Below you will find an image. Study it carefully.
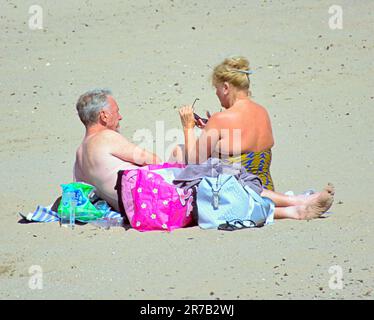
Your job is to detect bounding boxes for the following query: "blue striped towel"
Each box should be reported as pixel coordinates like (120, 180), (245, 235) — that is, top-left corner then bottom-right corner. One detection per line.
(19, 205), (122, 223)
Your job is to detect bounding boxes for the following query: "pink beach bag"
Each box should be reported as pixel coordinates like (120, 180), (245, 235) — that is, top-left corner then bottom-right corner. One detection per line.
(121, 163), (194, 231)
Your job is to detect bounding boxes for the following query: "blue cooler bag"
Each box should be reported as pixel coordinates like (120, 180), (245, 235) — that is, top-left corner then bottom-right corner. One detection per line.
(197, 174), (274, 229)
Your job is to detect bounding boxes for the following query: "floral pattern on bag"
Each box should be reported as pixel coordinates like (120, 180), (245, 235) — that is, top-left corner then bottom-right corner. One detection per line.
(121, 163), (194, 232)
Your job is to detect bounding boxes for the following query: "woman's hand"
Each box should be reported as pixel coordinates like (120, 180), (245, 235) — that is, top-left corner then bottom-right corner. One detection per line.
(179, 105), (195, 129)
(196, 111), (212, 129)
(196, 118), (206, 129)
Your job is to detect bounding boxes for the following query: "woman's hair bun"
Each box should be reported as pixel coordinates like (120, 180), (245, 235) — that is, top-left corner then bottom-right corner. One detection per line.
(212, 56), (251, 92)
(224, 56), (249, 71)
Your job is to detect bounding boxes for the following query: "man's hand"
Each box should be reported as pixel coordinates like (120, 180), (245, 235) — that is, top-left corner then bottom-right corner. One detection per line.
(152, 154), (163, 165)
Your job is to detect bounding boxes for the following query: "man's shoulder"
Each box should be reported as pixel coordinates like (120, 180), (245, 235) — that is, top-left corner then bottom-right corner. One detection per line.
(86, 130), (129, 150)
(95, 129), (127, 141)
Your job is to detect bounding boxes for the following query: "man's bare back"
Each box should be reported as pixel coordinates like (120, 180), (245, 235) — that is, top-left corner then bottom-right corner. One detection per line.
(74, 130), (140, 211)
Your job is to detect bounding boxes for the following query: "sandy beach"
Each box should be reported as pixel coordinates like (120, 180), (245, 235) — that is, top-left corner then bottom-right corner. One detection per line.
(0, 0), (373, 300)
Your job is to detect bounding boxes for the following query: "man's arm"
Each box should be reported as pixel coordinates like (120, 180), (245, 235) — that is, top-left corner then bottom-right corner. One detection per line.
(105, 131), (161, 165)
(73, 154), (84, 182)
(73, 162), (78, 182)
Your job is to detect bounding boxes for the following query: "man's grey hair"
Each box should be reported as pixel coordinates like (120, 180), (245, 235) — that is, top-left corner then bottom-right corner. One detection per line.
(76, 89), (113, 127)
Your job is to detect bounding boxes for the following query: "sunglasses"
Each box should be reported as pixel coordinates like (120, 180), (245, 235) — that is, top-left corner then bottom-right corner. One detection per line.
(191, 98), (209, 124)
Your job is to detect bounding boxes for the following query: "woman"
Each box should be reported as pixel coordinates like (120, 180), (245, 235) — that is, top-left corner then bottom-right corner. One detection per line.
(171, 56), (334, 220)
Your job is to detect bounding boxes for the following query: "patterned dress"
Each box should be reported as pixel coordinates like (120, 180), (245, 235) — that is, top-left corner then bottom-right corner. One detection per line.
(223, 149), (275, 191)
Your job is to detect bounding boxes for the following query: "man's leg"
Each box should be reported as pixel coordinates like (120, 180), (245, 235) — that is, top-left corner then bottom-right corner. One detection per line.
(168, 144), (185, 164)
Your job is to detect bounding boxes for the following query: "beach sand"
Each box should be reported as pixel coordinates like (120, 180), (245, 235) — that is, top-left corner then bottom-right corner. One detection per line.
(0, 0), (373, 299)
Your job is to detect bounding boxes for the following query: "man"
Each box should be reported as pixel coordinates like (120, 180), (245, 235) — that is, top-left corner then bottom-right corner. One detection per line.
(74, 89), (161, 211)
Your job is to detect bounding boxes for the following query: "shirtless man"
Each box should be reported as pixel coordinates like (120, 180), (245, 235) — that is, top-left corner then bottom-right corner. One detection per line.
(74, 89), (161, 211)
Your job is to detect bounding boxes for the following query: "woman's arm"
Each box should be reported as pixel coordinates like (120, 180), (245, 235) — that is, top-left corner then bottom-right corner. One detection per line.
(179, 105), (221, 164)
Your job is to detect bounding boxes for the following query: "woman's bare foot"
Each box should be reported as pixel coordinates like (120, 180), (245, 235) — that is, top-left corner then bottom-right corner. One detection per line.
(296, 184), (335, 220)
(325, 182), (335, 196)
(292, 183), (335, 205)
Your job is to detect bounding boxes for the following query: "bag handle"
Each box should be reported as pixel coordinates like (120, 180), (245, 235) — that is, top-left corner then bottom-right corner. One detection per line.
(212, 174), (238, 209)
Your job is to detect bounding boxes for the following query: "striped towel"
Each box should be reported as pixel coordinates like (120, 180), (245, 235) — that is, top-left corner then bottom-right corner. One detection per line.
(19, 205), (122, 223)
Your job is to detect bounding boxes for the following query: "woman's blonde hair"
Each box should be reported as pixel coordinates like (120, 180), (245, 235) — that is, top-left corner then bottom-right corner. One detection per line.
(212, 56), (251, 92)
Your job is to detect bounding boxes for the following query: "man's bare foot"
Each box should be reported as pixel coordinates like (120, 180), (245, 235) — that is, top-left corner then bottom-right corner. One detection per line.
(296, 184), (335, 220)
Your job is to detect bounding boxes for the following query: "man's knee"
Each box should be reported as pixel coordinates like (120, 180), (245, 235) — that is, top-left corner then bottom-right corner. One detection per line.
(168, 144), (185, 164)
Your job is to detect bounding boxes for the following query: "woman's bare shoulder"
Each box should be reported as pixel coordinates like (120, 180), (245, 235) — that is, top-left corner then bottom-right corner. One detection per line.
(205, 110), (236, 128)
(247, 99), (269, 113)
